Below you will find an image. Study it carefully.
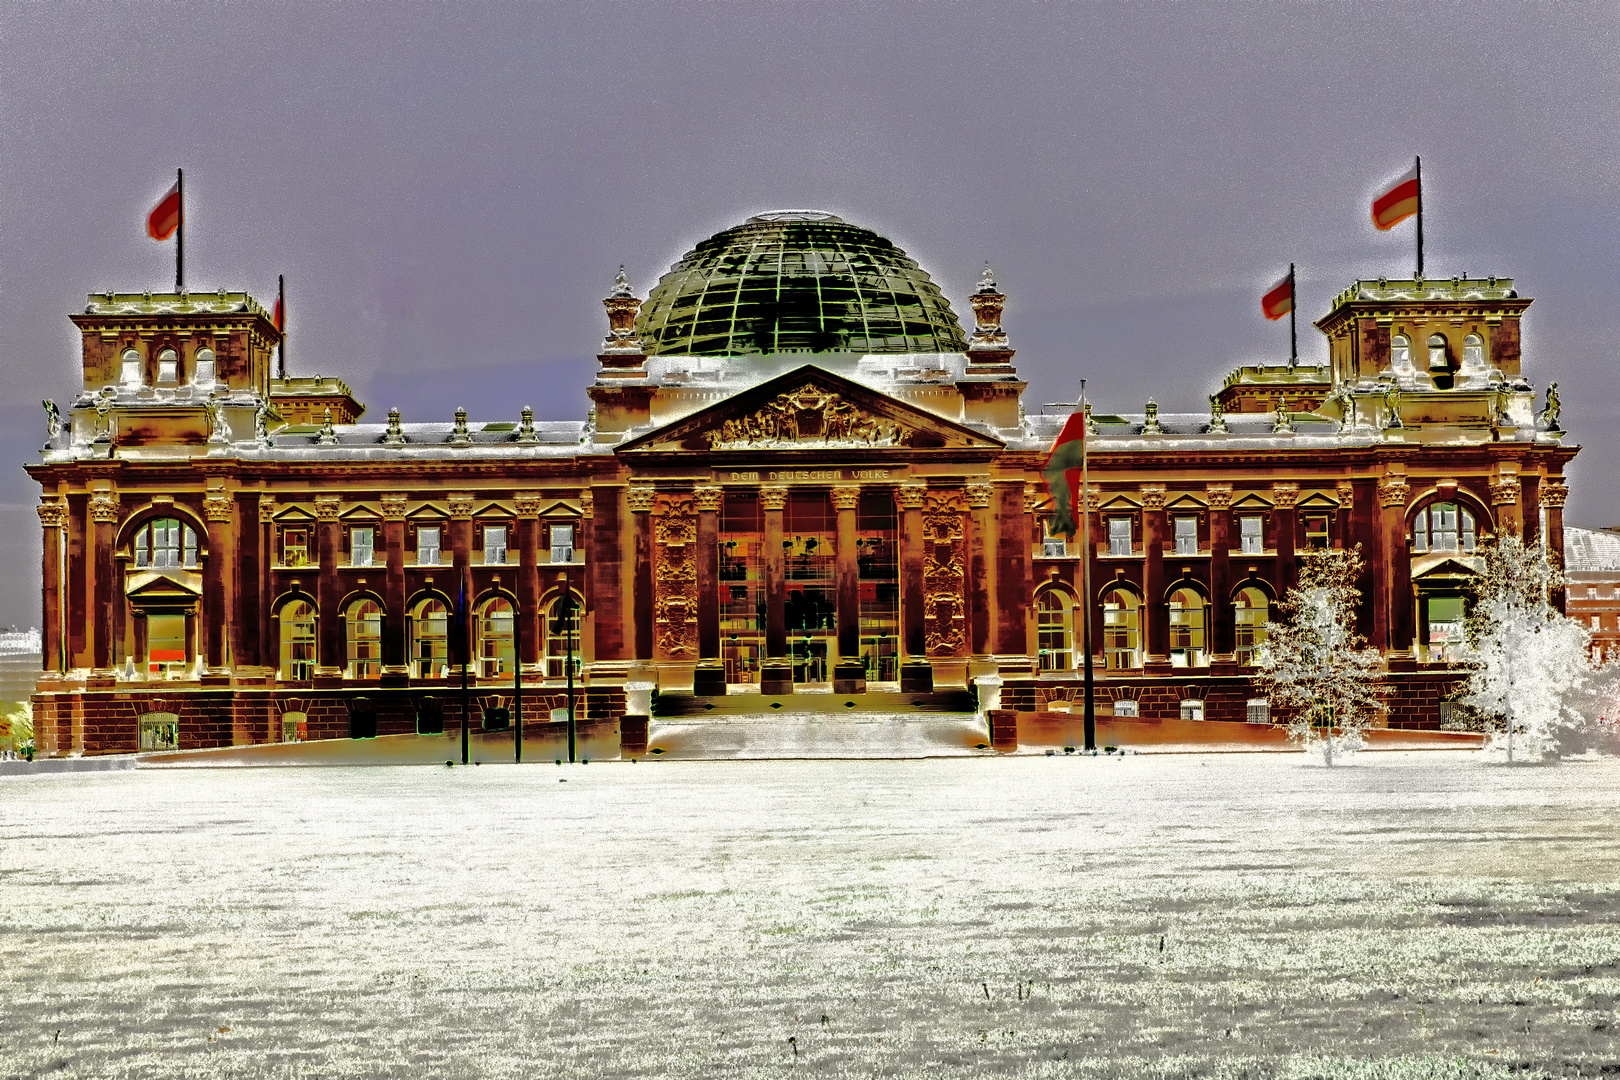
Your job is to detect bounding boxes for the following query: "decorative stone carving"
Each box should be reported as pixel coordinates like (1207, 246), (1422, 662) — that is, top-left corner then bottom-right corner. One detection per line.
(830, 486), (861, 512)
(381, 493), (409, 521)
(258, 495), (276, 523)
(967, 264), (1008, 349)
(513, 491), (542, 519)
(1022, 485), (1039, 514)
(1205, 484), (1233, 511)
(602, 267), (644, 354)
(706, 384), (912, 449)
(449, 406), (471, 447)
(1274, 400), (1293, 434)
(579, 489), (594, 517)
(896, 484), (927, 511)
(42, 400), (60, 443)
(693, 486), (724, 513)
(384, 408), (405, 447)
(89, 491), (119, 524)
(922, 492), (967, 657)
(517, 405), (538, 446)
(965, 483), (993, 509)
(1489, 480), (1519, 506)
(759, 486), (787, 512)
(1207, 395), (1227, 434)
(315, 496), (342, 521)
(36, 500), (67, 528)
(1335, 481), (1355, 507)
(317, 407), (338, 446)
(1271, 483), (1300, 510)
(653, 495), (698, 658)
(1140, 485), (1166, 511)
(203, 494), (233, 522)
(1378, 477), (1410, 509)
(447, 493), (474, 520)
(1539, 479), (1568, 508)
(627, 485), (657, 513)
(1143, 399), (1162, 435)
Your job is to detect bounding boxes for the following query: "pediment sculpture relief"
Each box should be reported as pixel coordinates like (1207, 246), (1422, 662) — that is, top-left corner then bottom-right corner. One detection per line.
(706, 384), (914, 449)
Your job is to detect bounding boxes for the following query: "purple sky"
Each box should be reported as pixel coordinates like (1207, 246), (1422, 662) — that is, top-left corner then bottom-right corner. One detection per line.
(2, 1), (1616, 629)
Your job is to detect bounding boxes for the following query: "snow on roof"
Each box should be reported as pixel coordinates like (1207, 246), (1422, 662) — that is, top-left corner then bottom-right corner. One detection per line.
(1565, 527), (1620, 572)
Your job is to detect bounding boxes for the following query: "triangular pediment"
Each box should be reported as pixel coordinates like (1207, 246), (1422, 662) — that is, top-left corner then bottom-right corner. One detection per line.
(126, 570), (202, 602)
(1413, 555), (1483, 580)
(1232, 493), (1273, 510)
(616, 366), (1004, 454)
(1298, 493), (1339, 510)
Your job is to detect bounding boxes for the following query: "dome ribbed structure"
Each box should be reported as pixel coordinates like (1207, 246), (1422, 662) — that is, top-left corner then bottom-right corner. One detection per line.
(636, 211), (967, 356)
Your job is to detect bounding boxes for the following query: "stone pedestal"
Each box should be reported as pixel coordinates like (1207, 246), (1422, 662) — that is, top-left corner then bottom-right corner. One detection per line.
(832, 661), (866, 695)
(760, 662), (793, 696)
(899, 661), (933, 693)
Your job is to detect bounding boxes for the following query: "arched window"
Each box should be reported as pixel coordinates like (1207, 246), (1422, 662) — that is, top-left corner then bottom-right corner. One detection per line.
(157, 348), (178, 384)
(409, 597), (449, 679)
(1462, 333), (1484, 371)
(345, 599), (383, 679)
(1168, 586), (1207, 667)
(1036, 589), (1075, 672)
(1234, 586), (1270, 666)
(280, 710), (307, 743)
(1102, 587), (1140, 670)
(1413, 501), (1477, 553)
(278, 599), (316, 681)
(120, 348), (143, 388)
(193, 348), (216, 388)
(1427, 334), (1450, 371)
(133, 517), (199, 569)
(545, 593), (581, 679)
(478, 597), (515, 678)
(1390, 335), (1411, 369)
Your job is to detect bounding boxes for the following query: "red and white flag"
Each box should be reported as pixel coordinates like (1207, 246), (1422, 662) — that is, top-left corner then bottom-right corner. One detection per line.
(1261, 270), (1294, 321)
(1372, 164), (1420, 231)
(147, 179), (181, 241)
(1042, 409), (1088, 537)
(273, 295), (284, 330)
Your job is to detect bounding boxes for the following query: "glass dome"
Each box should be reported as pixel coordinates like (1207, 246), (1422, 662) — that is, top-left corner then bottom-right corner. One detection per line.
(636, 211), (968, 356)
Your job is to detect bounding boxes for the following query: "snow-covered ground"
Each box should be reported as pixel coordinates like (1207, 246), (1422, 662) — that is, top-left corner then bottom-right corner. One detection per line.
(4, 752), (1619, 1079)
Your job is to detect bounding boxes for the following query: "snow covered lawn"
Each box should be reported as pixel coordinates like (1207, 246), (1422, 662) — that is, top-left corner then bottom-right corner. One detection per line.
(4, 752), (1620, 1078)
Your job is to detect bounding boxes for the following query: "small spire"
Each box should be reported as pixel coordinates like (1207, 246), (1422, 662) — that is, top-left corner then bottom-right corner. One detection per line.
(384, 406), (405, 447)
(449, 405), (471, 446)
(976, 262), (998, 294)
(317, 407), (338, 445)
(610, 265), (635, 299)
(517, 405), (538, 446)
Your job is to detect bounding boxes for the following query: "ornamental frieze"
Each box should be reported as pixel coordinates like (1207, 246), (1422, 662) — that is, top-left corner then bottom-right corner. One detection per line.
(705, 384), (914, 449)
(922, 492), (966, 657)
(653, 495), (698, 658)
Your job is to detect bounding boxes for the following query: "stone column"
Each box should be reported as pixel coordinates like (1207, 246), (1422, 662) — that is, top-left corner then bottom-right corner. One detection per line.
(259, 496), (275, 673)
(897, 483), (931, 692)
(693, 486), (726, 695)
(448, 493), (475, 678)
(922, 490), (968, 688)
(625, 484), (657, 666)
(315, 495), (343, 680)
(760, 485), (791, 694)
(1520, 475), (1542, 547)
(1335, 481), (1354, 552)
(89, 487), (118, 678)
(37, 500), (65, 673)
(1206, 484), (1234, 661)
(831, 485), (865, 693)
(652, 493), (699, 672)
(382, 493), (409, 682)
(1272, 483), (1299, 597)
(1542, 478), (1569, 613)
(577, 489), (596, 667)
(1378, 475), (1412, 658)
(1141, 485), (1168, 670)
(203, 485), (235, 677)
(992, 482), (1032, 670)
(1491, 475), (1523, 539)
(966, 482), (995, 662)
(514, 491), (542, 674)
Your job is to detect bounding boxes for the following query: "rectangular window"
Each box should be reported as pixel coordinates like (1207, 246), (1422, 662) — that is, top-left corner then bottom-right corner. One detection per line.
(1240, 516), (1264, 554)
(549, 524), (574, 563)
(483, 526), (508, 566)
(1174, 516), (1198, 555)
(1303, 515), (1330, 550)
(1247, 698), (1270, 724)
(350, 527), (374, 568)
(147, 613), (186, 676)
(1042, 519), (1067, 558)
(1108, 517), (1133, 556)
(417, 526), (440, 566)
(1180, 699), (1205, 722)
(139, 712), (178, 751)
(283, 527), (309, 567)
(1113, 699), (1139, 718)
(1594, 616), (1603, 631)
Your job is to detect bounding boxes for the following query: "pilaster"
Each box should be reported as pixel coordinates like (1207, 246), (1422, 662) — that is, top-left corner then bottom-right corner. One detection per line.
(831, 485), (865, 693)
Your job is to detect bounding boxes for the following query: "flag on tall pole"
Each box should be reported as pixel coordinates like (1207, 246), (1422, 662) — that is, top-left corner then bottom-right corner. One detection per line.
(1372, 158), (1423, 276)
(1263, 264), (1299, 365)
(1042, 406), (1087, 538)
(275, 275), (286, 378)
(146, 170), (184, 290)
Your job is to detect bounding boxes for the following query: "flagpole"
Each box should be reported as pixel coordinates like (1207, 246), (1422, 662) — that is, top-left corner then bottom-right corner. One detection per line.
(461, 581), (470, 765)
(1288, 263), (1297, 367)
(278, 274), (287, 378)
(1414, 156), (1423, 278)
(175, 168), (184, 292)
(1079, 379), (1096, 753)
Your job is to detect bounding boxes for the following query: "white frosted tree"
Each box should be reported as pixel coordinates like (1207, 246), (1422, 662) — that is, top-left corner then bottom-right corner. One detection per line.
(1459, 534), (1594, 761)
(1255, 546), (1384, 765)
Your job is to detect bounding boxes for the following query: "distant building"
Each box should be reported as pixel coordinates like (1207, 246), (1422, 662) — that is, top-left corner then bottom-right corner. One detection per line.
(24, 212), (1578, 754)
(1565, 527), (1620, 663)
